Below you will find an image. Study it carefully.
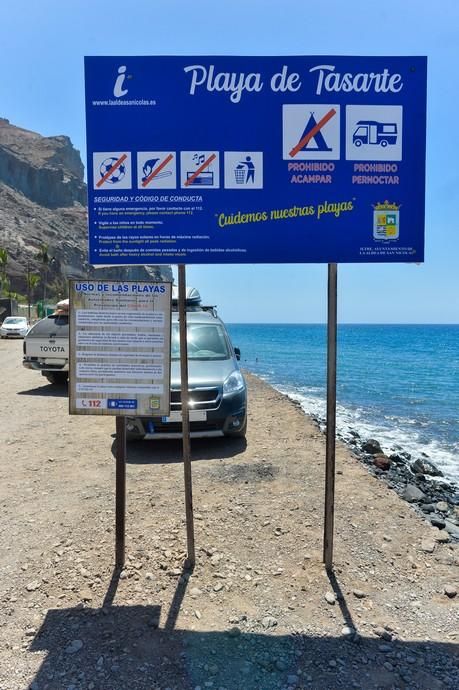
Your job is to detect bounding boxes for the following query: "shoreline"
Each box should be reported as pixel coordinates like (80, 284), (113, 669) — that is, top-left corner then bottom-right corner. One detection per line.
(251, 372), (459, 486)
(229, 322), (459, 486)
(251, 372), (459, 543)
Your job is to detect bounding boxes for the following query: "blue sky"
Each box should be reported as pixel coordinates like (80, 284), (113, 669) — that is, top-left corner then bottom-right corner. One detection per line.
(1, 1), (458, 323)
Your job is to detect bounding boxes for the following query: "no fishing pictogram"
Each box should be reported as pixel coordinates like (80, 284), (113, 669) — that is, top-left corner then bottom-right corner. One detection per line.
(141, 154), (174, 187)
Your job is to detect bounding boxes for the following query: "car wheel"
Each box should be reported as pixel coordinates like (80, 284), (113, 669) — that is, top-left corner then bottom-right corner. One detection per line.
(45, 372), (68, 385)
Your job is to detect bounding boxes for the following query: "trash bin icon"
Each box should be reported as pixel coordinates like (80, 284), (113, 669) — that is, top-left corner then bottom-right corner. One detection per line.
(235, 167), (246, 184)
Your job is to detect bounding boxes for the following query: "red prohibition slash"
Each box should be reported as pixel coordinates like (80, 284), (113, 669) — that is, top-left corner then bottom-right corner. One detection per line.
(289, 108), (337, 158)
(142, 153), (174, 187)
(185, 153), (216, 187)
(96, 154), (128, 187)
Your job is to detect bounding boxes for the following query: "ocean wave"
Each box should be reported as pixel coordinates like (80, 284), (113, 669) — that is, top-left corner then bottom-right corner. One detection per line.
(272, 382), (459, 484)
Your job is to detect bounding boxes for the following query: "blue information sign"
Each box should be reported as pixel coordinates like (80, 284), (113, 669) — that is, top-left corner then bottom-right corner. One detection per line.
(84, 56), (426, 264)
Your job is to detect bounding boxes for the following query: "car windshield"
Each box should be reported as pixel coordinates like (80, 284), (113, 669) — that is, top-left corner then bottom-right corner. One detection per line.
(171, 323), (230, 360)
(4, 317), (26, 325)
(28, 314), (69, 336)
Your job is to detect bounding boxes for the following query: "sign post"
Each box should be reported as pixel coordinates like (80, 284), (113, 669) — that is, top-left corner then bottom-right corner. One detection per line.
(323, 263), (338, 570)
(69, 280), (172, 566)
(84, 55), (427, 571)
(178, 265), (195, 567)
(115, 415), (127, 569)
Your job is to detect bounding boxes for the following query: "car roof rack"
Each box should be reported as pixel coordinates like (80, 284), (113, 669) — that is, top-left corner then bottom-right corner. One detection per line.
(52, 298), (69, 315)
(171, 286), (218, 316)
(171, 286), (201, 305)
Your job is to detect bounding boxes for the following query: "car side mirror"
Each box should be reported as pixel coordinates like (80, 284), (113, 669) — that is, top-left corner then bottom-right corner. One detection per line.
(234, 347), (241, 361)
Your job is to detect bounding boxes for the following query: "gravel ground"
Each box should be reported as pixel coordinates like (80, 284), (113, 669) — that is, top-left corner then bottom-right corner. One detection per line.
(0, 338), (458, 690)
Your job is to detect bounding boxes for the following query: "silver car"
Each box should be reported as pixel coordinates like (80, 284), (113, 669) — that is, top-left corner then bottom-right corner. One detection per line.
(127, 304), (247, 440)
(0, 316), (29, 338)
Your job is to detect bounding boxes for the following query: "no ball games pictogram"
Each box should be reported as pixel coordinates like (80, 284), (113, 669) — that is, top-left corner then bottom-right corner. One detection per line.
(96, 153), (128, 187)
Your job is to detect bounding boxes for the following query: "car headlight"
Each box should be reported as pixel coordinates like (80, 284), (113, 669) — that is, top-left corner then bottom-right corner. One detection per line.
(223, 370), (245, 395)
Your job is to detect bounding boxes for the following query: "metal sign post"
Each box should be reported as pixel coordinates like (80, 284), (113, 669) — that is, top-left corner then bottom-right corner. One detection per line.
(69, 280), (172, 569)
(115, 415), (127, 569)
(323, 263), (338, 571)
(178, 264), (195, 567)
(83, 55), (427, 575)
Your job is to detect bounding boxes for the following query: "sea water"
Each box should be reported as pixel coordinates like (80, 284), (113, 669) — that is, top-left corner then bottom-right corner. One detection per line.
(227, 324), (459, 484)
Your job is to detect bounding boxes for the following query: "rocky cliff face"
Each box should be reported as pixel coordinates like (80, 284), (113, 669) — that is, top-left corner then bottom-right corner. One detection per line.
(0, 118), (86, 209)
(0, 118), (172, 297)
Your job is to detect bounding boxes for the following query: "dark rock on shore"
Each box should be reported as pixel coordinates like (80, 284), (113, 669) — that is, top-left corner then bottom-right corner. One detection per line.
(430, 515), (446, 529)
(347, 434), (459, 542)
(411, 458), (444, 477)
(373, 454), (392, 471)
(390, 454), (406, 466)
(444, 520), (459, 539)
(362, 439), (383, 455)
(403, 484), (426, 503)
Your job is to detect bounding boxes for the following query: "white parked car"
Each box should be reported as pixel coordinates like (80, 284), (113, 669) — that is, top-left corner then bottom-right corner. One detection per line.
(22, 303), (69, 384)
(0, 316), (29, 338)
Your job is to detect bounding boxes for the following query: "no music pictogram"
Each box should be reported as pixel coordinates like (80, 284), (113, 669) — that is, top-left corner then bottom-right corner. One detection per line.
(185, 153), (216, 187)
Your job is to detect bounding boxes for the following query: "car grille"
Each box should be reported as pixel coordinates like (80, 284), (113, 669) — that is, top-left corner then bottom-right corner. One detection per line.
(170, 387), (221, 411)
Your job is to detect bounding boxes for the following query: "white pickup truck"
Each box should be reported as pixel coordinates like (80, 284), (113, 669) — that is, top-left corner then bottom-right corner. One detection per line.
(22, 300), (69, 384)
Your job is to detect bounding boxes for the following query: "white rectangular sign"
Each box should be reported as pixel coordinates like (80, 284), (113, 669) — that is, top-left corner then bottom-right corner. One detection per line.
(69, 280), (172, 416)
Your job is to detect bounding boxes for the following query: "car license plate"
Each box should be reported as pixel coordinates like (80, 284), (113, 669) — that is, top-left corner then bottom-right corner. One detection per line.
(162, 410), (207, 423)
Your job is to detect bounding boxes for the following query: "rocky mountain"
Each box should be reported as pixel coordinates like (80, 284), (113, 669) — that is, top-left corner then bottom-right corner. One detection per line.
(0, 117), (172, 298)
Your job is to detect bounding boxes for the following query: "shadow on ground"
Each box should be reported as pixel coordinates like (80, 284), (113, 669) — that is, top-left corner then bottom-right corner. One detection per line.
(112, 436), (247, 464)
(27, 569), (458, 690)
(17, 382), (68, 398)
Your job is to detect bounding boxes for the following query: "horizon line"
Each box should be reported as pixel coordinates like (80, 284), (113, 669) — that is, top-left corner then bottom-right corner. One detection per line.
(226, 322), (459, 326)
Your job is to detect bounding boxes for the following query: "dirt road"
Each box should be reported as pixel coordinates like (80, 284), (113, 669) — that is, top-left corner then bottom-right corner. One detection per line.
(0, 338), (458, 690)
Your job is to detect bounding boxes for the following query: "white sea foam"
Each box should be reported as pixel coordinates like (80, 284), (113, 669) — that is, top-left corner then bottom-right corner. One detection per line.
(272, 383), (459, 485)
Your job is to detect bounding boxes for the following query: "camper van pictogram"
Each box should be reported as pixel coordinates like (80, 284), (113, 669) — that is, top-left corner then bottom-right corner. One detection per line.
(353, 121), (398, 148)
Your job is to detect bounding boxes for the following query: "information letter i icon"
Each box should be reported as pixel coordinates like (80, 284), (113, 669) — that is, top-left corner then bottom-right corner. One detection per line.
(114, 66), (128, 98)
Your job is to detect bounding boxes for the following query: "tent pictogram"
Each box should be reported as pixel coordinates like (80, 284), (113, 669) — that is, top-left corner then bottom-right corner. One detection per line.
(283, 105), (340, 161)
(297, 112), (333, 152)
